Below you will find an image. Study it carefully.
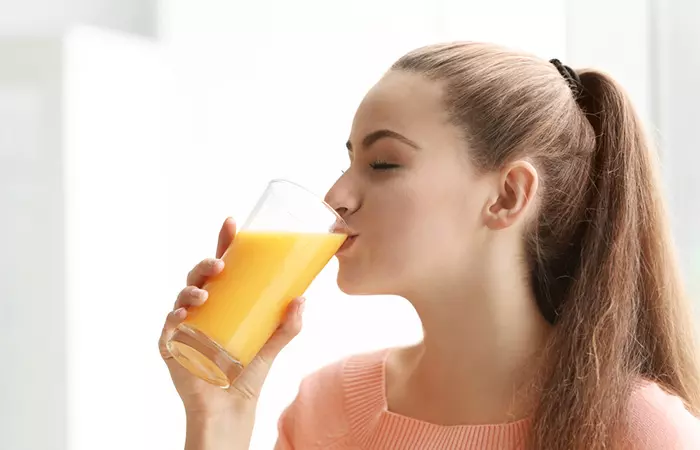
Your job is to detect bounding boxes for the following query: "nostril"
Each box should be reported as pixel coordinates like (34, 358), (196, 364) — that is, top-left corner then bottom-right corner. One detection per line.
(335, 207), (348, 217)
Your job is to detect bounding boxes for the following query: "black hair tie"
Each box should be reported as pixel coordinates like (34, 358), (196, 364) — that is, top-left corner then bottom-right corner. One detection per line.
(549, 58), (583, 96)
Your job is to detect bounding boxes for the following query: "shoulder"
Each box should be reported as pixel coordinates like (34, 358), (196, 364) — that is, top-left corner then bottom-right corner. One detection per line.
(276, 348), (389, 447)
(294, 347), (389, 405)
(624, 380), (700, 449)
(294, 354), (349, 410)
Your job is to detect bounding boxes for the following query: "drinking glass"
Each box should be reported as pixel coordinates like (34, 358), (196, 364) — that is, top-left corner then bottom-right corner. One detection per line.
(167, 179), (347, 388)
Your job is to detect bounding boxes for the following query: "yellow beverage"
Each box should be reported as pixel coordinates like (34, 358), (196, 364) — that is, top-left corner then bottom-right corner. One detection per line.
(183, 230), (346, 367)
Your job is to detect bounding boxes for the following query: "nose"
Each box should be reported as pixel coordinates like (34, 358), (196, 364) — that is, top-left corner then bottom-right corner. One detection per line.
(324, 175), (359, 222)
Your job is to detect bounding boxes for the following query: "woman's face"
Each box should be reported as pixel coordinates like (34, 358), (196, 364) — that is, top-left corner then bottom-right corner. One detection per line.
(325, 70), (497, 297)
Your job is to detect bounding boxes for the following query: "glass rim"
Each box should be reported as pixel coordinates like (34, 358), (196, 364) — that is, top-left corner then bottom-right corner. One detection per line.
(267, 178), (348, 230)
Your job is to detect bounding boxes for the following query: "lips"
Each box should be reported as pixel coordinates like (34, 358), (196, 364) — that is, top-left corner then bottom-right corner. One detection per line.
(337, 234), (358, 254)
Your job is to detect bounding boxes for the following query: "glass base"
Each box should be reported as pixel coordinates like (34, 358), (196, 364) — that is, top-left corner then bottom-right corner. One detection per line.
(167, 324), (243, 389)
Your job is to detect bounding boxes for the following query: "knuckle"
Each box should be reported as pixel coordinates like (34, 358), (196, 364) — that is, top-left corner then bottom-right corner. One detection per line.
(177, 285), (193, 298)
(186, 268), (196, 284)
(203, 258), (218, 269)
(186, 259), (216, 285)
(158, 332), (169, 355)
(164, 313), (176, 327)
(183, 285), (198, 295)
(173, 289), (188, 308)
(282, 318), (302, 335)
(165, 308), (183, 326)
(159, 341), (172, 360)
(182, 286), (207, 304)
(181, 287), (201, 303)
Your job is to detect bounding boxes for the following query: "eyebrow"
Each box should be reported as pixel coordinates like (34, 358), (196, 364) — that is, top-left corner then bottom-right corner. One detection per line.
(345, 129), (421, 152)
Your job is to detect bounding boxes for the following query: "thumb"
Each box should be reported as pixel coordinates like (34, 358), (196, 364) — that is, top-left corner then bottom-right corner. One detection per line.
(216, 217), (237, 259)
(228, 297), (305, 400)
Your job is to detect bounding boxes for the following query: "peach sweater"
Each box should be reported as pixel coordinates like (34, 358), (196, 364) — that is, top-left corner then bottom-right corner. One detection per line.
(275, 349), (700, 449)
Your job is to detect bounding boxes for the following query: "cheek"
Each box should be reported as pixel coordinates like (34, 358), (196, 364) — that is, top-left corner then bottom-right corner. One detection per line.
(338, 185), (418, 287)
(352, 194), (414, 274)
(367, 183), (472, 262)
(338, 172), (485, 293)
(368, 185), (421, 242)
(400, 180), (484, 265)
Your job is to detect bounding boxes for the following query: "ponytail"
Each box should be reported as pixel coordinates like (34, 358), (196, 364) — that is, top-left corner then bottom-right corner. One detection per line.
(532, 69), (700, 449)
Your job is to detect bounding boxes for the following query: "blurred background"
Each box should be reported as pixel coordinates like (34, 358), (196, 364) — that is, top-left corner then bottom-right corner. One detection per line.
(0, 0), (698, 449)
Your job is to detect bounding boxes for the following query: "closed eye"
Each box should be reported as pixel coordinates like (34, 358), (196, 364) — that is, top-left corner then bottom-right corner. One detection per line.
(370, 161), (400, 170)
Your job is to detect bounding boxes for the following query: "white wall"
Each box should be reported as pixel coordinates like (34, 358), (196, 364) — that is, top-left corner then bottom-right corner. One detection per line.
(566, 0), (653, 126)
(654, 0), (700, 301)
(0, 0), (156, 36)
(0, 37), (67, 450)
(63, 28), (180, 450)
(0, 28), (178, 450)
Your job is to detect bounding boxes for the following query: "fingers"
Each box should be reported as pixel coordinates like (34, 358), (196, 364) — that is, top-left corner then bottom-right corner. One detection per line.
(229, 298), (306, 399)
(186, 258), (224, 287)
(185, 217), (235, 287)
(159, 307), (187, 361)
(161, 218), (234, 367)
(257, 297), (305, 363)
(173, 285), (209, 310)
(216, 217), (237, 259)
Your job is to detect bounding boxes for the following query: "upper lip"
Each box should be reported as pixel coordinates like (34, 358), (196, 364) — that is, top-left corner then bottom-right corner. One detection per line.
(332, 222), (358, 237)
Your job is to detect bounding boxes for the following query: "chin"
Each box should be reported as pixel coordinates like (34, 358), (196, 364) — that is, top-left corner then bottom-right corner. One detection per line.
(336, 266), (397, 296)
(337, 280), (374, 296)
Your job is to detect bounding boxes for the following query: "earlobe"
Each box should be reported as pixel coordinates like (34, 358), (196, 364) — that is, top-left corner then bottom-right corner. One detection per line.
(485, 161), (538, 230)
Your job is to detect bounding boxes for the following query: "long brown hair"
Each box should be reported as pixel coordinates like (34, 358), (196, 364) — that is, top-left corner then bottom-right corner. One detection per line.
(393, 42), (700, 449)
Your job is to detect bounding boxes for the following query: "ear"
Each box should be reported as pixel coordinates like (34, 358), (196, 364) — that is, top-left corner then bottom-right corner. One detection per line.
(484, 160), (539, 230)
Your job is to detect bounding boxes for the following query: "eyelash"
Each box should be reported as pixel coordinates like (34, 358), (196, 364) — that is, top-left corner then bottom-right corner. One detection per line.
(341, 160), (400, 175)
(369, 160), (400, 170)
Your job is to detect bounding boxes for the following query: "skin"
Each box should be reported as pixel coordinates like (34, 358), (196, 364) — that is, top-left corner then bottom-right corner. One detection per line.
(161, 70), (553, 448)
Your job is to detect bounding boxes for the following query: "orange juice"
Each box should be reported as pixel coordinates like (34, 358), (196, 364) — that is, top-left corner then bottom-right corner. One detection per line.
(183, 230), (346, 366)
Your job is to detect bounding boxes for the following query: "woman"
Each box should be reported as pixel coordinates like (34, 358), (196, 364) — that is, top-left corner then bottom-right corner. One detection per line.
(159, 42), (700, 449)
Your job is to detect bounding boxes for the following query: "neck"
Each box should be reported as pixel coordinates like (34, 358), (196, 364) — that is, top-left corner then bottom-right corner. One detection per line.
(390, 261), (551, 425)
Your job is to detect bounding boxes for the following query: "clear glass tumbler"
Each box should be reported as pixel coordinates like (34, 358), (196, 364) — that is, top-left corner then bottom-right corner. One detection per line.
(167, 179), (347, 388)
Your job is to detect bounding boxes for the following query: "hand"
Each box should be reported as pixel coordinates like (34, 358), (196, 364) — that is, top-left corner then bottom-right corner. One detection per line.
(159, 217), (305, 417)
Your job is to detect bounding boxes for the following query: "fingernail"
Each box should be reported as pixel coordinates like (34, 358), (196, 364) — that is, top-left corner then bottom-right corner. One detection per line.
(211, 259), (223, 270)
(194, 289), (208, 300)
(173, 307), (186, 318)
(298, 298), (306, 316)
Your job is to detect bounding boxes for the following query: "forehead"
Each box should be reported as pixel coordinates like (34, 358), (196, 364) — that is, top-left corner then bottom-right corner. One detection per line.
(351, 70), (453, 141)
